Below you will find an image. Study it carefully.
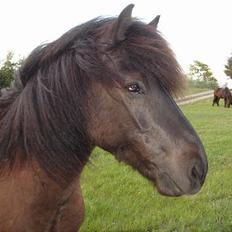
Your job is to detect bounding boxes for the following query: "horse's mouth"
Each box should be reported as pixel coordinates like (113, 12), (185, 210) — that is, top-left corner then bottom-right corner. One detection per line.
(115, 146), (185, 196)
(147, 163), (184, 197)
(154, 171), (184, 196)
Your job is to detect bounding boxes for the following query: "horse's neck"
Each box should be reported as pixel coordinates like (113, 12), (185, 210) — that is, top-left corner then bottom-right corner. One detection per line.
(0, 160), (85, 231)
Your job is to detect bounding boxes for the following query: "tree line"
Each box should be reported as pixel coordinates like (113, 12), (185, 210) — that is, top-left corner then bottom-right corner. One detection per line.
(187, 60), (218, 89)
(1, 51), (232, 90)
(0, 52), (23, 89)
(183, 55), (232, 90)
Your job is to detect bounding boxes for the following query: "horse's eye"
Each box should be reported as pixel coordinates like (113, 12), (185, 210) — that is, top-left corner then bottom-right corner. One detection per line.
(127, 83), (143, 94)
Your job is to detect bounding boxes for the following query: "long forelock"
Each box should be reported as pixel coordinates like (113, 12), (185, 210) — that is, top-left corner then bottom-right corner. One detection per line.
(120, 22), (185, 97)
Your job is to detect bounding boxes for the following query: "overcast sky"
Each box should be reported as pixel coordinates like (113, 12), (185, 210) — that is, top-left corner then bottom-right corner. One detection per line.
(1, 0), (232, 85)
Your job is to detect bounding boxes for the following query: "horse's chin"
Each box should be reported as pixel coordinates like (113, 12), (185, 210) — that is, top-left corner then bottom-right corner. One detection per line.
(153, 172), (183, 197)
(135, 162), (184, 197)
(155, 186), (182, 197)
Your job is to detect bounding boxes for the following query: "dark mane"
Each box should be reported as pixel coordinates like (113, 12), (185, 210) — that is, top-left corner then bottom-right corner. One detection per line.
(19, 18), (113, 85)
(0, 17), (184, 184)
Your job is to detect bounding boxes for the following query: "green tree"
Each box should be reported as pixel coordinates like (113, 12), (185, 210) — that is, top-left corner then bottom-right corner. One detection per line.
(224, 56), (232, 79)
(187, 60), (218, 89)
(0, 52), (23, 89)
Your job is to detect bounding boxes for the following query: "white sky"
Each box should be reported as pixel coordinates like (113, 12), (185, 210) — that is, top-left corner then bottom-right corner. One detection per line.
(1, 0), (232, 86)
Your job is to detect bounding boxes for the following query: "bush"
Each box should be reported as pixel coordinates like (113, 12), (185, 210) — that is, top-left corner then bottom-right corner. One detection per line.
(187, 78), (218, 90)
(0, 52), (23, 89)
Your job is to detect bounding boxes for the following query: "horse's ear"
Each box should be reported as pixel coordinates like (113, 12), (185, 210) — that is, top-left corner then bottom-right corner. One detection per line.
(148, 15), (160, 30)
(114, 4), (134, 43)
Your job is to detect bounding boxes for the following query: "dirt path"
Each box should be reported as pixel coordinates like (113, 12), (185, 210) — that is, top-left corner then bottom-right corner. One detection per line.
(176, 90), (213, 106)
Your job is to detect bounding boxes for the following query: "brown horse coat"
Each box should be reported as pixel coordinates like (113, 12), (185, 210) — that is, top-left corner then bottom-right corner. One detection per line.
(0, 161), (85, 231)
(212, 87), (232, 107)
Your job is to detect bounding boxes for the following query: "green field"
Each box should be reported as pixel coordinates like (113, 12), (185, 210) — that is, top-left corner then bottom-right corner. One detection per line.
(80, 99), (232, 232)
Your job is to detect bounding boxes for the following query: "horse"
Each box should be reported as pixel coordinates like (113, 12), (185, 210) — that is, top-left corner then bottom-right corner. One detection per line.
(0, 4), (208, 231)
(212, 87), (232, 107)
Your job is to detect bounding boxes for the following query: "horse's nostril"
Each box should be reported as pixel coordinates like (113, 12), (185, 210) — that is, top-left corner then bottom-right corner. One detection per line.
(191, 166), (199, 181)
(190, 163), (205, 185)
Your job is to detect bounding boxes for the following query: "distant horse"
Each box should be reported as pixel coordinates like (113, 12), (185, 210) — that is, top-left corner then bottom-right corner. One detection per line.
(212, 87), (232, 107)
(0, 5), (207, 231)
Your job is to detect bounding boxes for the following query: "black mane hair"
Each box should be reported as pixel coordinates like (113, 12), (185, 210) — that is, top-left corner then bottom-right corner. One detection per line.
(0, 16), (184, 184)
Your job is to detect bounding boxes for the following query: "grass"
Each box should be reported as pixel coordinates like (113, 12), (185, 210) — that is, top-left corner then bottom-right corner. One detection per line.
(80, 99), (232, 232)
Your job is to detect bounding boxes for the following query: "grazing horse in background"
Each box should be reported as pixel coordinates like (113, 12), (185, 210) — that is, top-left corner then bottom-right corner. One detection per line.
(212, 87), (232, 107)
(0, 5), (208, 231)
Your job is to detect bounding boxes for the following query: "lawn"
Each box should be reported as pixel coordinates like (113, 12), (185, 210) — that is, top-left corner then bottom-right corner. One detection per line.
(80, 99), (232, 232)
